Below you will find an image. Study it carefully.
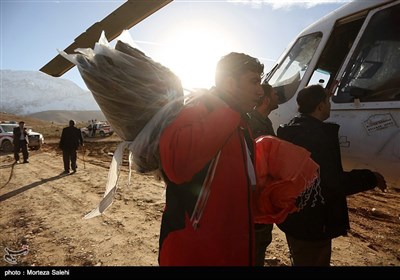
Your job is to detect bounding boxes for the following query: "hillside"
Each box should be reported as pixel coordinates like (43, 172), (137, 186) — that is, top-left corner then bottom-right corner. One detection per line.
(27, 110), (107, 124)
(0, 112), (107, 139)
(1, 70), (99, 115)
(0, 112), (50, 126)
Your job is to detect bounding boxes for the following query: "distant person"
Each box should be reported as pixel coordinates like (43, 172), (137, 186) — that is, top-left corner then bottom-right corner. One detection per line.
(88, 121), (93, 137)
(13, 121), (29, 163)
(247, 82), (279, 266)
(158, 52), (264, 265)
(59, 120), (84, 174)
(92, 122), (97, 137)
(276, 84), (387, 266)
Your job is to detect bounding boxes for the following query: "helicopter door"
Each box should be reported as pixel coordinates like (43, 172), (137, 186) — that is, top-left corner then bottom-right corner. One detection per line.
(332, 1), (400, 108)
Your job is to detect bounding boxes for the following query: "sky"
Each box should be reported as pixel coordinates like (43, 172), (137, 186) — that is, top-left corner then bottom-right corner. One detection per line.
(1, 0), (350, 90)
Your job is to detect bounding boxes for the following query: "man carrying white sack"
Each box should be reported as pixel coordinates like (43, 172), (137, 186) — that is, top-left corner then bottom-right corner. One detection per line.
(158, 52), (265, 266)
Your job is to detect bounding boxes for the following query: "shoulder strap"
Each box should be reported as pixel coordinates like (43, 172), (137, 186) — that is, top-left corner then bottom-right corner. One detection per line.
(190, 150), (221, 230)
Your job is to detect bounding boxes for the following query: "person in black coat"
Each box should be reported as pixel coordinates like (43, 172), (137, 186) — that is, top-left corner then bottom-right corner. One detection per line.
(13, 121), (29, 163)
(277, 84), (387, 266)
(59, 120), (84, 174)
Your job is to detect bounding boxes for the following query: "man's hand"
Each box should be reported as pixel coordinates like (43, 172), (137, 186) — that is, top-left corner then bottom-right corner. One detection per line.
(373, 172), (387, 192)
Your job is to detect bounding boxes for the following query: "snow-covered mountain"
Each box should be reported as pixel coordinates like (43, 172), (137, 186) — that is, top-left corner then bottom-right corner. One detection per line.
(0, 70), (100, 114)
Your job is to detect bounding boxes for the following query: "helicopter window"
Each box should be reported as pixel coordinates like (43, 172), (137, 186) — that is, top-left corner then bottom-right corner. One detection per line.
(308, 16), (364, 99)
(268, 32), (322, 104)
(334, 4), (400, 103)
(309, 68), (330, 88)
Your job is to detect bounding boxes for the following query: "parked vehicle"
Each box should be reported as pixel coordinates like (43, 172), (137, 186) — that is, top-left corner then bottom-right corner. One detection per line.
(0, 122), (44, 152)
(81, 122), (114, 138)
(0, 124), (14, 152)
(27, 129), (45, 150)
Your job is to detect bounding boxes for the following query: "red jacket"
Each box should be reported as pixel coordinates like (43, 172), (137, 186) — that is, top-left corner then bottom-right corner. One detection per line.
(159, 92), (255, 266)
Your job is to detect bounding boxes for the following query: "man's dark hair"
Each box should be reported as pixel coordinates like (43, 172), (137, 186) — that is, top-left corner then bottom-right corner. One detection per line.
(215, 52), (264, 86)
(296, 84), (327, 114)
(256, 83), (274, 106)
(262, 83), (273, 97)
(69, 120), (76, 126)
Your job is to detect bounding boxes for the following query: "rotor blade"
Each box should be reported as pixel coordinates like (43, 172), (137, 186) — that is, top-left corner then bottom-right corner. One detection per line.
(40, 0), (172, 77)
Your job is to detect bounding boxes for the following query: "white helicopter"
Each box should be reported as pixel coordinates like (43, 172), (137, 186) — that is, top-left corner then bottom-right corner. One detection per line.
(41, 0), (400, 186)
(265, 0), (400, 186)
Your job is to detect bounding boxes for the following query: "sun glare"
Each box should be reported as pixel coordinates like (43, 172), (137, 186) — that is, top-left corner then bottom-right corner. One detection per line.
(154, 23), (237, 90)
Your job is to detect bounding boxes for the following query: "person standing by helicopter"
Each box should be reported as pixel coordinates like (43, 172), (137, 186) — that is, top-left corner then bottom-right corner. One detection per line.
(276, 84), (387, 266)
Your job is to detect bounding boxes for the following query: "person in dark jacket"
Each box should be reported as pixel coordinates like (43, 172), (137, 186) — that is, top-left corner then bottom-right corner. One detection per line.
(276, 84), (387, 266)
(248, 82), (279, 266)
(59, 120), (84, 174)
(248, 83), (279, 138)
(13, 121), (29, 163)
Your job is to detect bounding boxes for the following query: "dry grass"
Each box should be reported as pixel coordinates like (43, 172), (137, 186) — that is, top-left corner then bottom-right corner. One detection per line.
(0, 112), (103, 140)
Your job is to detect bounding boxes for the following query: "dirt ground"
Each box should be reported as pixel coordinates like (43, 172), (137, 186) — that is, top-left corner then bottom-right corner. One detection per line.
(0, 136), (399, 267)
